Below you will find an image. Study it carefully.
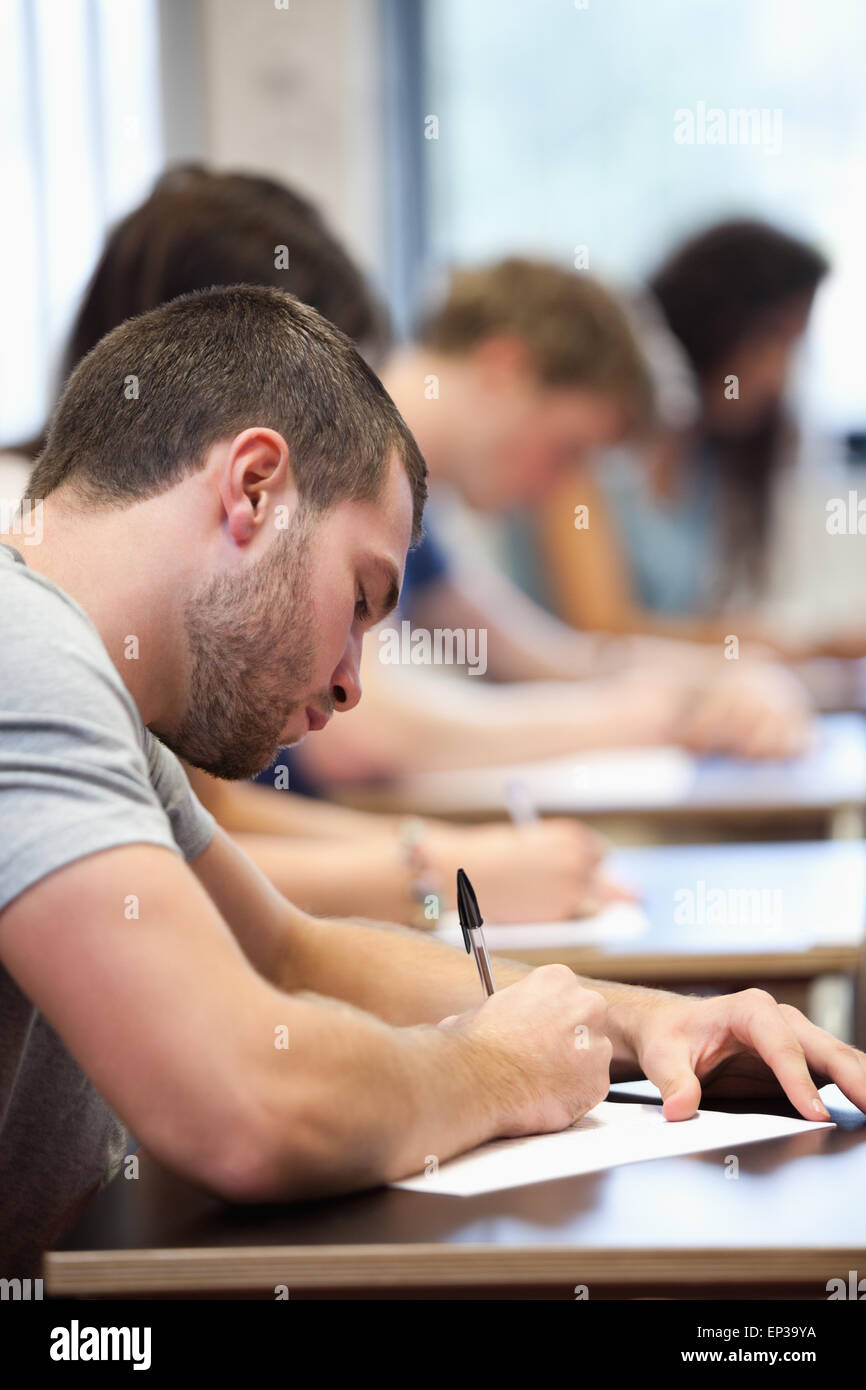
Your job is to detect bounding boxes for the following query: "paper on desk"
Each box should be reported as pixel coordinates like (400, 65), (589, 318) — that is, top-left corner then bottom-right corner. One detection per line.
(392, 1101), (833, 1196)
(611, 1079), (865, 1120)
(397, 745), (695, 814)
(432, 901), (648, 953)
(558, 746), (696, 809)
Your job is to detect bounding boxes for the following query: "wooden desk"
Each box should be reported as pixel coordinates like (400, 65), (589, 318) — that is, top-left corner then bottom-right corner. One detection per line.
(347, 713), (866, 838)
(46, 1090), (866, 1300)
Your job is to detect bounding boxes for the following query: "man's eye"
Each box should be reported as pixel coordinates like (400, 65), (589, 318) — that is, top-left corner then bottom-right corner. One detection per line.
(355, 593), (370, 621)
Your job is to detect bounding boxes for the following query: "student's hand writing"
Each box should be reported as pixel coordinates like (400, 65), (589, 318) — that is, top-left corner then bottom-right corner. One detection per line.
(438, 965), (613, 1135)
(426, 818), (635, 921)
(615, 986), (866, 1121)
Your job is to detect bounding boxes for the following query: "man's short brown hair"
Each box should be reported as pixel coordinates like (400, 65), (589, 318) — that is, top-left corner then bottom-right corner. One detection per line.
(417, 257), (653, 429)
(28, 284), (426, 539)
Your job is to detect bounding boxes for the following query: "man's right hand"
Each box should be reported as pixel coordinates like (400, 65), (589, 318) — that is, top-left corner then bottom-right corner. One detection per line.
(438, 965), (613, 1138)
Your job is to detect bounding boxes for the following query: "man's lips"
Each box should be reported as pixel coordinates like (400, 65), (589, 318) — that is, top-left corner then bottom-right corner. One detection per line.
(305, 706), (330, 732)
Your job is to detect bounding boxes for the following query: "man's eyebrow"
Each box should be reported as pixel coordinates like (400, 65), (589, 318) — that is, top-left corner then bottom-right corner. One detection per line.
(369, 556), (401, 621)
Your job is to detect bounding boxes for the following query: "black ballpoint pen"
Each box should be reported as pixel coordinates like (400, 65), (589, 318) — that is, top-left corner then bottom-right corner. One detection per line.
(456, 867), (496, 997)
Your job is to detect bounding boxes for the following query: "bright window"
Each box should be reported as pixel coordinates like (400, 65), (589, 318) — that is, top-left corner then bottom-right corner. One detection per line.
(0, 0), (162, 443)
(420, 0), (866, 432)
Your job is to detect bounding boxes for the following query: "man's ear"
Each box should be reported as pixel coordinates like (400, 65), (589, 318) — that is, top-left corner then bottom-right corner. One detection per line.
(218, 427), (293, 546)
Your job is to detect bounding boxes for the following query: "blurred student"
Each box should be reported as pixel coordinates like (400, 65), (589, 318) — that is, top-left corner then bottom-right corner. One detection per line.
(10, 166), (621, 924)
(296, 256), (815, 791)
(29, 170), (812, 813)
(536, 219), (857, 657)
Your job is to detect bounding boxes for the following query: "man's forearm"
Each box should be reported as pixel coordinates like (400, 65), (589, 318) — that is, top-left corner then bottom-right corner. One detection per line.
(199, 825), (652, 1075)
(186, 762), (401, 839)
(411, 570), (737, 685)
(225, 984), (507, 1199)
(279, 907), (529, 1021)
(235, 834), (417, 922)
(278, 906), (655, 1070)
(308, 672), (685, 779)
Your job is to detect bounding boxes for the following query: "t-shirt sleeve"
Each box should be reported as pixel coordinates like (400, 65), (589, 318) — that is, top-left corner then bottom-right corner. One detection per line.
(0, 562), (213, 914)
(143, 731), (216, 862)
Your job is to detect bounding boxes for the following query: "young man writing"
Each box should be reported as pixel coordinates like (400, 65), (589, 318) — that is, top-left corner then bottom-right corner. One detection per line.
(2, 285), (861, 1281)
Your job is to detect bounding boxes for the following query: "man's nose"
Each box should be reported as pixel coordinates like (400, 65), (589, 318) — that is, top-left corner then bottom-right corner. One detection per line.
(331, 633), (362, 713)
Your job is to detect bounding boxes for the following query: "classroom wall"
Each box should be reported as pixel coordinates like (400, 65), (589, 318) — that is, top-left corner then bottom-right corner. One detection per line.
(160, 0), (386, 279)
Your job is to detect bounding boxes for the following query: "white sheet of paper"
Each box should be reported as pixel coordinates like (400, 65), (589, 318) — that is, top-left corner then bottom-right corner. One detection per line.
(555, 746), (696, 809)
(432, 902), (648, 952)
(392, 1101), (833, 1196)
(609, 1080), (864, 1119)
(397, 746), (695, 814)
(800, 849), (866, 945)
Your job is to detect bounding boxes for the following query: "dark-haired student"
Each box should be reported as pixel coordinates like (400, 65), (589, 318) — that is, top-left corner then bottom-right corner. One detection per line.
(538, 218), (866, 659)
(3, 283), (863, 1281)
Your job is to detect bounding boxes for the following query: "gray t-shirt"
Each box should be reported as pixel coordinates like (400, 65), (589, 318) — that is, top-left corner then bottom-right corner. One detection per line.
(0, 541), (216, 1276)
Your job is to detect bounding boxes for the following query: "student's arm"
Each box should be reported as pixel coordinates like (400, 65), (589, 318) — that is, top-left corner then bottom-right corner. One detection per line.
(403, 468), (718, 683)
(0, 840), (615, 1201)
(791, 629), (866, 662)
(219, 822), (625, 924)
(407, 557), (725, 682)
(407, 568), (612, 682)
(295, 641), (813, 783)
(538, 467), (774, 647)
(400, 495), (805, 678)
(185, 763), (402, 839)
(191, 829), (866, 1122)
(186, 764), (627, 923)
(293, 657), (683, 779)
(415, 469), (721, 656)
(532, 467), (649, 641)
(410, 560), (782, 678)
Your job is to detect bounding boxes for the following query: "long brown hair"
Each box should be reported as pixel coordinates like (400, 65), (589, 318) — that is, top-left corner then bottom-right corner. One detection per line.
(21, 164), (392, 459)
(648, 218), (829, 595)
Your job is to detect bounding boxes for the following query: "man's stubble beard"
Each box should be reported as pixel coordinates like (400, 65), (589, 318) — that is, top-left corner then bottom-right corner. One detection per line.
(154, 512), (319, 780)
